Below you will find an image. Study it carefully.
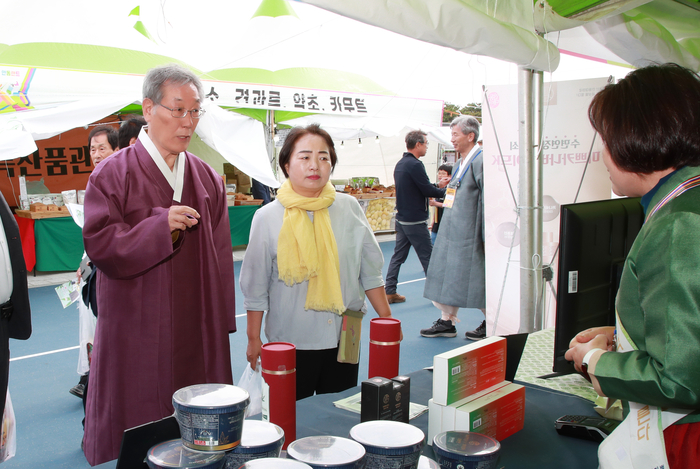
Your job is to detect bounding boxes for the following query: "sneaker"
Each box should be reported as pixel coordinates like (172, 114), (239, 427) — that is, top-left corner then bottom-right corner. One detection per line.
(420, 319), (457, 338)
(69, 383), (85, 399)
(465, 320), (486, 340)
(386, 293), (406, 304)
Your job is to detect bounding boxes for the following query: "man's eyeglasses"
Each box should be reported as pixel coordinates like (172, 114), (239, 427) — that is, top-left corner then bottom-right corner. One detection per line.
(157, 103), (206, 119)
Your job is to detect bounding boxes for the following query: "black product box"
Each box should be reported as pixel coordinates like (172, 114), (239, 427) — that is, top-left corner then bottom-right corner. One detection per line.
(361, 376), (411, 423)
(391, 375), (410, 423)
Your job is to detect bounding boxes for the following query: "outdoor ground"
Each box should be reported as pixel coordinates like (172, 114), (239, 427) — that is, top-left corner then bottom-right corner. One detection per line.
(4, 238), (483, 468)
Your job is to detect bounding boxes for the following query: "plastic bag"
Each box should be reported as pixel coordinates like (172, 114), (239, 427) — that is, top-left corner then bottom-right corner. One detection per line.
(0, 390), (16, 462)
(238, 360), (263, 417)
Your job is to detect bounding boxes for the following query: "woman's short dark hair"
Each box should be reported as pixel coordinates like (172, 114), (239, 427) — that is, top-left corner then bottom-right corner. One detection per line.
(278, 124), (338, 178)
(588, 63), (700, 173)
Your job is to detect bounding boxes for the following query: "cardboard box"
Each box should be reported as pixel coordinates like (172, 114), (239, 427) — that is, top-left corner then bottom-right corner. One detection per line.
(428, 399), (442, 446)
(440, 381), (510, 433)
(454, 382), (525, 441)
(237, 172), (251, 186)
(223, 163), (239, 176)
(432, 336), (506, 406)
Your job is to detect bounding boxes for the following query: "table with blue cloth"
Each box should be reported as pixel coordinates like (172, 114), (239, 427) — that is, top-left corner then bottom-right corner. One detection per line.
(95, 368), (601, 469)
(295, 369), (600, 468)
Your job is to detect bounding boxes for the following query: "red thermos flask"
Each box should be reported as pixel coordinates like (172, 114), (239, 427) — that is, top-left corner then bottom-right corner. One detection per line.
(368, 317), (401, 379)
(261, 342), (296, 449)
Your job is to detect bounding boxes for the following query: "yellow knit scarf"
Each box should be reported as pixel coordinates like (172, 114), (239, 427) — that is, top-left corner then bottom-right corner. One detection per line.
(276, 180), (345, 315)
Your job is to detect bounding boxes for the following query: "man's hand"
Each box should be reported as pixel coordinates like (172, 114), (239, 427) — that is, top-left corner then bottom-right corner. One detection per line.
(168, 205), (200, 233)
(438, 175), (451, 188)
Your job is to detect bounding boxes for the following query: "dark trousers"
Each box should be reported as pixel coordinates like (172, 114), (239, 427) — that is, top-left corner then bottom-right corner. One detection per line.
(296, 348), (359, 400)
(385, 221), (432, 294)
(81, 372), (89, 429)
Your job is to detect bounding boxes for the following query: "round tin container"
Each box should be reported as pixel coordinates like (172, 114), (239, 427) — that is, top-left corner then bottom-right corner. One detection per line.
(224, 420), (285, 468)
(417, 455), (440, 469)
(238, 458), (312, 468)
(349, 421), (424, 469)
(173, 384), (250, 452)
(432, 431), (501, 469)
(287, 436), (365, 469)
(146, 439), (225, 469)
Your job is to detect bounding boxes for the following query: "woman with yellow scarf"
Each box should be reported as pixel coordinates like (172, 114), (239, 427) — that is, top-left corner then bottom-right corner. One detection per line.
(241, 124), (398, 399)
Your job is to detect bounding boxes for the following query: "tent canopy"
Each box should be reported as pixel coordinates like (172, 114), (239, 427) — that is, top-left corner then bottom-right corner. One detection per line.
(0, 0), (447, 187)
(296, 0), (700, 72)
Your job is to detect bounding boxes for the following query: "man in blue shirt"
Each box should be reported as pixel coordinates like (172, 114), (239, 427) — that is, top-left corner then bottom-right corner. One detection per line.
(385, 130), (448, 303)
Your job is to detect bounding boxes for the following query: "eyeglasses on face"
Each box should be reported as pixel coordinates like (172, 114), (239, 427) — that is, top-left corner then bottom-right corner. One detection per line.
(156, 103), (206, 119)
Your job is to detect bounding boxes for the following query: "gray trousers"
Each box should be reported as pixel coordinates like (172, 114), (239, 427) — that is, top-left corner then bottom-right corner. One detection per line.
(385, 221), (432, 294)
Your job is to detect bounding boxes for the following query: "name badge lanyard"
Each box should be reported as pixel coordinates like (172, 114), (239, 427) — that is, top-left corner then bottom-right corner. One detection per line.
(444, 148), (482, 209)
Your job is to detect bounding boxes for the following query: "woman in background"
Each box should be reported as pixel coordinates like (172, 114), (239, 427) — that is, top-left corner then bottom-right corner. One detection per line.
(566, 63), (700, 468)
(241, 124), (399, 399)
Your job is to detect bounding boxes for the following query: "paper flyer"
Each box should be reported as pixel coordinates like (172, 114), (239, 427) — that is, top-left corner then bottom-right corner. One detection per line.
(55, 280), (80, 308)
(333, 392), (428, 420)
(66, 203), (84, 229)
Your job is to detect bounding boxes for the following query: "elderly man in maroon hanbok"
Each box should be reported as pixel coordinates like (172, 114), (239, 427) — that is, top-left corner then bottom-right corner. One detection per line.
(81, 64), (236, 466)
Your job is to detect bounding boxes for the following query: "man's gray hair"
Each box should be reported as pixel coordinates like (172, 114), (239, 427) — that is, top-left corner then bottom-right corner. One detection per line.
(450, 116), (480, 141)
(143, 64), (204, 105)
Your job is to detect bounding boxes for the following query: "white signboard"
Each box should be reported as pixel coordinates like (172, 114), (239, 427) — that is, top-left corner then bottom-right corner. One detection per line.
(482, 77), (612, 336)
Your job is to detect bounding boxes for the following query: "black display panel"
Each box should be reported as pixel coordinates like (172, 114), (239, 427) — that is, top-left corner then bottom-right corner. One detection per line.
(548, 197), (644, 377)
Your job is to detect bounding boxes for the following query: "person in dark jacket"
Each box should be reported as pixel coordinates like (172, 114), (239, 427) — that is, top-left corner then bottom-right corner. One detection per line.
(385, 130), (449, 304)
(0, 192), (32, 421)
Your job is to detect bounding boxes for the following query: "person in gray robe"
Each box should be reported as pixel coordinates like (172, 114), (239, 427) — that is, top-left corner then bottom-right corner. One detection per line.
(422, 116), (485, 339)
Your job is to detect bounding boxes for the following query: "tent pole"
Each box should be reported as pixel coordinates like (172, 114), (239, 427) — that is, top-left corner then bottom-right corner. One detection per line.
(265, 110), (277, 178)
(517, 67), (541, 333)
(533, 71), (544, 331)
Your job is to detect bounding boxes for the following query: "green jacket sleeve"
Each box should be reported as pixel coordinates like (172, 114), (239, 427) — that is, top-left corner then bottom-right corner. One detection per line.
(595, 209), (700, 411)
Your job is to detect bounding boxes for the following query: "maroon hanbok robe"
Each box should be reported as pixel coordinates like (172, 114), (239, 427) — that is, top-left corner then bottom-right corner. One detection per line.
(81, 140), (236, 465)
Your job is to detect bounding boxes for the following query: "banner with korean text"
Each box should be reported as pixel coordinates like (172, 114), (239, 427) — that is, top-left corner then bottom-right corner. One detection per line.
(0, 119), (118, 207)
(482, 77), (612, 336)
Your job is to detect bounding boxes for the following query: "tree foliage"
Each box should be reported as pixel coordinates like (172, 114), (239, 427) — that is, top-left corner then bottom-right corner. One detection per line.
(443, 102), (482, 123)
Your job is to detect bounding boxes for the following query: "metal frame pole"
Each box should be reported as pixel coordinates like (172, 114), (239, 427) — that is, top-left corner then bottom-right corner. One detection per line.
(518, 67), (542, 333)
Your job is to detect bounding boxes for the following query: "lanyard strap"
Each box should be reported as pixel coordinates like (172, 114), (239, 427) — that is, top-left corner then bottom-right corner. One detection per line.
(646, 174), (700, 221)
(452, 148), (482, 187)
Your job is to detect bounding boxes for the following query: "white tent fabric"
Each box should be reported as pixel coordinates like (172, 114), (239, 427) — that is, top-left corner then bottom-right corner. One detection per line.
(298, 0), (700, 72)
(293, 0), (561, 72)
(0, 122), (36, 159)
(0, 96), (137, 144)
(196, 102), (279, 188)
(582, 2), (700, 71)
(0, 0), (447, 184)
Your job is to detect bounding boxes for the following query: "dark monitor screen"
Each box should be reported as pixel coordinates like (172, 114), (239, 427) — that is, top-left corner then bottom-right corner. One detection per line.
(551, 197), (644, 376)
